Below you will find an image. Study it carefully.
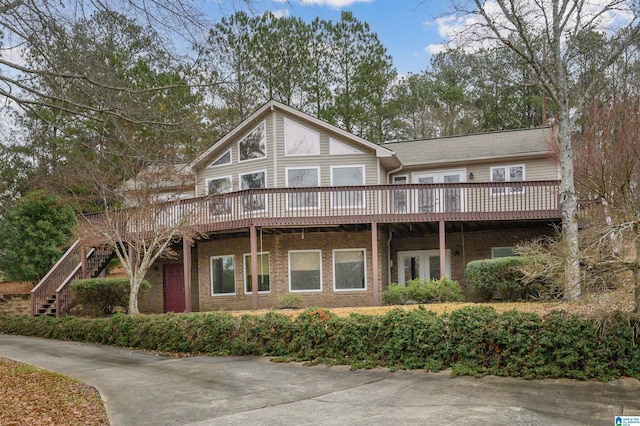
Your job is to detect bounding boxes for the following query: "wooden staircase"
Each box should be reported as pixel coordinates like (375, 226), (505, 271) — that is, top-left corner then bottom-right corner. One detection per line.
(31, 240), (114, 317)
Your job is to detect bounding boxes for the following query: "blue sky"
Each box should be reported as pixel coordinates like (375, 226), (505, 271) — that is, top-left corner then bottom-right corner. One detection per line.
(225, 0), (451, 75)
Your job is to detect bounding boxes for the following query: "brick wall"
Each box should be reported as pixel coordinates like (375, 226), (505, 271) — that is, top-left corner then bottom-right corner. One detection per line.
(0, 294), (31, 316)
(197, 228), (388, 311)
(390, 224), (555, 299)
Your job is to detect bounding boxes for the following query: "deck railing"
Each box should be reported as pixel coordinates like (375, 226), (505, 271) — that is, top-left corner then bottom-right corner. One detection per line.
(84, 181), (562, 235)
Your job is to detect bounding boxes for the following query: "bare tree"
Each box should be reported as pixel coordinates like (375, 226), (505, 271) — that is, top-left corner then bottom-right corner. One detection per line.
(439, 0), (640, 299)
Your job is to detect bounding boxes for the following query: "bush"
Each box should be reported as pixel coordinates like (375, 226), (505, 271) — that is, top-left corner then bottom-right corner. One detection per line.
(465, 257), (529, 301)
(1, 308), (639, 380)
(70, 278), (150, 315)
(382, 278), (464, 305)
(278, 293), (302, 309)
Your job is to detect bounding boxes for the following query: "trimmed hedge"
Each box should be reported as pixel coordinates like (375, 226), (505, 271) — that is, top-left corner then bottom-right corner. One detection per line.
(1, 307), (639, 380)
(465, 257), (529, 301)
(382, 278), (465, 305)
(70, 278), (150, 315)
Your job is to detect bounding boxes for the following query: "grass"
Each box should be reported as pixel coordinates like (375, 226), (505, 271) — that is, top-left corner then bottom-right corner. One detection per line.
(0, 357), (109, 425)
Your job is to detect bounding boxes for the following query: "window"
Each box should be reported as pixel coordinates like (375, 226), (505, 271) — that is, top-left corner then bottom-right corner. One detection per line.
(330, 138), (362, 155)
(492, 246), (517, 258)
(244, 252), (270, 293)
(287, 167), (319, 209)
(210, 149), (231, 167)
(285, 119), (320, 156)
(331, 165), (365, 208)
(207, 177), (232, 215)
(210, 255), (235, 295)
(289, 250), (322, 291)
(240, 171), (266, 211)
(239, 122), (266, 162)
(491, 165), (524, 194)
(333, 249), (366, 291)
(393, 175), (408, 213)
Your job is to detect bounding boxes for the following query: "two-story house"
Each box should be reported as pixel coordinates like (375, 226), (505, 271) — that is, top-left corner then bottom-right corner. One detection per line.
(32, 100), (561, 315)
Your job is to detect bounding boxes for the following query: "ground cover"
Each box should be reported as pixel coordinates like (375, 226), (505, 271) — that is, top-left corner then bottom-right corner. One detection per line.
(0, 357), (109, 426)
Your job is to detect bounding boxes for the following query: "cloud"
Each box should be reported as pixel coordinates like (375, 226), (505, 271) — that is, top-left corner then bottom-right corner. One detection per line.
(300, 0), (372, 8)
(268, 9), (290, 18)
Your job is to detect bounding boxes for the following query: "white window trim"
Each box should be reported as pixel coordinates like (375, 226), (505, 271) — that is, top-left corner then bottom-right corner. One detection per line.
(329, 137), (363, 155)
(393, 175), (408, 184)
(210, 255), (236, 296)
(397, 250), (451, 284)
(209, 149), (232, 168)
(330, 165), (366, 209)
(288, 249), (323, 293)
(490, 164), (525, 195)
(285, 166), (320, 211)
(491, 246), (517, 258)
(243, 251), (270, 295)
(284, 118), (320, 157)
(239, 170), (268, 212)
(205, 176), (233, 194)
(332, 248), (367, 292)
(238, 121), (267, 163)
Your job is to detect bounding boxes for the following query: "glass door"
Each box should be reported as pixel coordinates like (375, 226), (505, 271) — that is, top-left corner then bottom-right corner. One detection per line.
(397, 250), (451, 284)
(412, 170), (465, 213)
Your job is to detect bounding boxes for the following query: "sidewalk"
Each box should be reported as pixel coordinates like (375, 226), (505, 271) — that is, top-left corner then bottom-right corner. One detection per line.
(1, 334), (639, 425)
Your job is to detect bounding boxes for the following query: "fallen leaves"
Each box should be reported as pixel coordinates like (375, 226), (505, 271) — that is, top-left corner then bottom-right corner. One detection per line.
(0, 357), (109, 425)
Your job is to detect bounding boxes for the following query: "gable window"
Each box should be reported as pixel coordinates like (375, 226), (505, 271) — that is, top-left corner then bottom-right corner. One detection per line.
(210, 255), (235, 295)
(491, 165), (524, 194)
(207, 177), (232, 215)
(287, 167), (319, 209)
(289, 250), (322, 292)
(240, 171), (266, 212)
(492, 246), (517, 258)
(333, 249), (366, 291)
(329, 138), (362, 155)
(244, 252), (270, 293)
(210, 149), (231, 167)
(331, 165), (365, 208)
(285, 119), (320, 156)
(239, 122), (266, 162)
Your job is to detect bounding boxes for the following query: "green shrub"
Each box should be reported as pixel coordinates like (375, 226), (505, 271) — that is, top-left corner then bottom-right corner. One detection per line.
(278, 293), (302, 309)
(70, 278), (150, 315)
(382, 278), (464, 305)
(465, 257), (529, 301)
(2, 308), (640, 381)
(381, 284), (407, 305)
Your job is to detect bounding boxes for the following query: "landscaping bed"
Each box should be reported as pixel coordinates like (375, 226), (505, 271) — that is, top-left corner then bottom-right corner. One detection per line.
(0, 357), (108, 425)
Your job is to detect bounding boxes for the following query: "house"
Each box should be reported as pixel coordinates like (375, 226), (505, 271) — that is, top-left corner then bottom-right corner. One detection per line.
(32, 100), (561, 316)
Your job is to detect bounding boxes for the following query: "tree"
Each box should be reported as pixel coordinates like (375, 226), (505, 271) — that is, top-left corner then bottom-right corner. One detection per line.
(0, 191), (76, 283)
(441, 0), (640, 299)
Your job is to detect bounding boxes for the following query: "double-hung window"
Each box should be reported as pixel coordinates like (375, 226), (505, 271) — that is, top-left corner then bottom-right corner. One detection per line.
(287, 167), (319, 209)
(491, 165), (524, 194)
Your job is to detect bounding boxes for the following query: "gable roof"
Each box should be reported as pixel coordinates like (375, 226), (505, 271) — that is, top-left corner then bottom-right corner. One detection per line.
(386, 127), (555, 169)
(189, 100), (401, 170)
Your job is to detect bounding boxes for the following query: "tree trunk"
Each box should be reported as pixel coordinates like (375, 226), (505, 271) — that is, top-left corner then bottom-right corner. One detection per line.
(558, 119), (581, 300)
(128, 274), (142, 315)
(635, 223), (640, 313)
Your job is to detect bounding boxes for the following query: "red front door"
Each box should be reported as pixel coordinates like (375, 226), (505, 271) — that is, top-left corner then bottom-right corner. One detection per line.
(163, 263), (185, 313)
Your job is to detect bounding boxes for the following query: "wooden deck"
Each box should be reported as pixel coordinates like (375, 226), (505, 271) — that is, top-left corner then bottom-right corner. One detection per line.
(85, 180), (562, 235)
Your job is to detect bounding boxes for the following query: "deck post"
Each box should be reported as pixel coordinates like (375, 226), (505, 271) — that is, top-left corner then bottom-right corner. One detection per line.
(80, 243), (87, 279)
(439, 220), (446, 278)
(250, 225), (259, 310)
(371, 222), (379, 306)
(183, 237), (192, 312)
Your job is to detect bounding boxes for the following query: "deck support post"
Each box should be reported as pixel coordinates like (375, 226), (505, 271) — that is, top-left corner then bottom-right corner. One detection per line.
(80, 243), (87, 279)
(250, 225), (259, 310)
(371, 222), (379, 306)
(183, 237), (192, 312)
(439, 220), (446, 279)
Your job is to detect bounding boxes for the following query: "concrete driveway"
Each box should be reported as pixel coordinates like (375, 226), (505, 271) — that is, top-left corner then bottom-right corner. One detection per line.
(1, 334), (639, 425)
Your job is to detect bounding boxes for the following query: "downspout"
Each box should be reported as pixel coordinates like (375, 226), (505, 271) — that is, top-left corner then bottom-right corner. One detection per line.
(387, 229), (394, 285)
